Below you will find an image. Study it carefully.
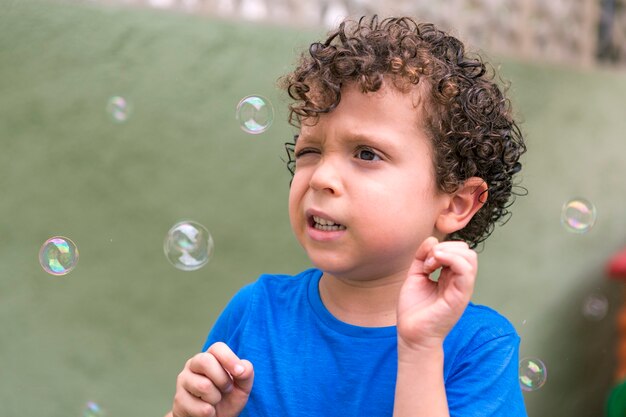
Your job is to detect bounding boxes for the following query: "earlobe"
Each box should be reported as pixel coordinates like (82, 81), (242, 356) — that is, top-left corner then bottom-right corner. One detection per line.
(435, 177), (488, 235)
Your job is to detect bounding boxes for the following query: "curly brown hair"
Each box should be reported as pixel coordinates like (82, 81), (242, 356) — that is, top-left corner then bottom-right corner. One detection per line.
(279, 15), (526, 249)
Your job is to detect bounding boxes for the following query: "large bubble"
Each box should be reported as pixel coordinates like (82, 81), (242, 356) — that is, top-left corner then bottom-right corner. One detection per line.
(236, 95), (274, 134)
(164, 221), (214, 271)
(39, 236), (79, 276)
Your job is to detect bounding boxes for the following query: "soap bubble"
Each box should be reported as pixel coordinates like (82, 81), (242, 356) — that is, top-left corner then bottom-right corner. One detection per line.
(236, 95), (274, 134)
(582, 293), (609, 320)
(82, 401), (105, 417)
(39, 236), (79, 276)
(561, 197), (596, 233)
(519, 357), (547, 392)
(106, 95), (132, 123)
(164, 221), (214, 271)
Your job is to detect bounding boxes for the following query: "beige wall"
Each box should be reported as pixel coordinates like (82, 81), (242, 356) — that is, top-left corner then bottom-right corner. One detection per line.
(94, 0), (609, 67)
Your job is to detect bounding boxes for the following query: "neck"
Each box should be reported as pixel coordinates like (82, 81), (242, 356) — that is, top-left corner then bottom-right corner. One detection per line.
(318, 270), (407, 327)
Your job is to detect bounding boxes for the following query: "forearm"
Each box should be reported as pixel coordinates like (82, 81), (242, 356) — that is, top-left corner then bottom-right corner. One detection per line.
(393, 343), (449, 417)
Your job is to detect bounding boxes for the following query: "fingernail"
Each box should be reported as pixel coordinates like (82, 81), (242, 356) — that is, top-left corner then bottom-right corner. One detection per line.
(234, 364), (245, 376)
(224, 383), (234, 393)
(424, 257), (435, 268)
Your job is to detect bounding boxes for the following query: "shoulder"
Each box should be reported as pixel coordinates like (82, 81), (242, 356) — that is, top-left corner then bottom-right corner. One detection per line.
(446, 302), (520, 355)
(444, 304), (527, 416)
(252, 267), (319, 289)
(203, 268), (320, 349)
(232, 268), (320, 305)
(458, 302), (518, 336)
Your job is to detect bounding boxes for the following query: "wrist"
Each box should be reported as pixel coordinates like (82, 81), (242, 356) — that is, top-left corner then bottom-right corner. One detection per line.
(398, 336), (444, 357)
(394, 338), (448, 417)
(398, 335), (444, 353)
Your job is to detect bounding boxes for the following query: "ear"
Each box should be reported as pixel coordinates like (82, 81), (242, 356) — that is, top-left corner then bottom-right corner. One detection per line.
(435, 177), (488, 235)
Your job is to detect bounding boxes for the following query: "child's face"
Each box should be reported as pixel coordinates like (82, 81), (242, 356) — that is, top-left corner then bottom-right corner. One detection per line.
(288, 81), (451, 282)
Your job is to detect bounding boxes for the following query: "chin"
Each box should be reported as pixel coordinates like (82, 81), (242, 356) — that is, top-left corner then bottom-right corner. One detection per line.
(304, 251), (352, 275)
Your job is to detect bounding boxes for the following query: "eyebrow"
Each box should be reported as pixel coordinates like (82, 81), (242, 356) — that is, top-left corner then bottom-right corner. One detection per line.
(296, 131), (399, 149)
(345, 132), (396, 148)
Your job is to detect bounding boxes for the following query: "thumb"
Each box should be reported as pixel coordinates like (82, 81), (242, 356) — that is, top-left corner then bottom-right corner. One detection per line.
(231, 359), (254, 394)
(408, 236), (439, 276)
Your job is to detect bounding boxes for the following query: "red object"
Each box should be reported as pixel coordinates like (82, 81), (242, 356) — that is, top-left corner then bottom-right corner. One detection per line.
(608, 247), (626, 383)
(608, 247), (626, 279)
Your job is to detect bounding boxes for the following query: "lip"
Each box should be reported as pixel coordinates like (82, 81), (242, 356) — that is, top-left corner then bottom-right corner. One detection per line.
(305, 208), (347, 242)
(306, 208), (342, 226)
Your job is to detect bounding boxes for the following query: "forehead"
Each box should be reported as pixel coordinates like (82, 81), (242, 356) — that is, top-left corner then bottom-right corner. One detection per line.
(297, 81), (430, 146)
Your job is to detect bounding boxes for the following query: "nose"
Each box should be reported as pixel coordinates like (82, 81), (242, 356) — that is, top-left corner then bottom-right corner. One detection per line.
(309, 157), (342, 195)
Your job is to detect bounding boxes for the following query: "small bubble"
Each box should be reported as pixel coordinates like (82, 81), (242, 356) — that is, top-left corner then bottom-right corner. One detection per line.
(519, 357), (547, 392)
(106, 95), (132, 123)
(582, 293), (608, 320)
(236, 95), (274, 134)
(164, 221), (214, 271)
(39, 236), (79, 276)
(82, 401), (105, 417)
(561, 197), (596, 233)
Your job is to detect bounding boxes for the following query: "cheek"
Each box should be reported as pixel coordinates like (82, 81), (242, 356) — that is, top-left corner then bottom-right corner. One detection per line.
(287, 188), (297, 223)
(354, 183), (436, 243)
(287, 176), (305, 225)
(289, 169), (310, 196)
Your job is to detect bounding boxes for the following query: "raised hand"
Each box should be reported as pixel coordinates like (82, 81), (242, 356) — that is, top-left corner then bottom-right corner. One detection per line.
(170, 342), (254, 417)
(396, 236), (477, 352)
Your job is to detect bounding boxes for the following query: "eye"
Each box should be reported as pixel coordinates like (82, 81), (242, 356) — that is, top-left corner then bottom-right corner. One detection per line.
(294, 148), (319, 159)
(355, 147), (382, 161)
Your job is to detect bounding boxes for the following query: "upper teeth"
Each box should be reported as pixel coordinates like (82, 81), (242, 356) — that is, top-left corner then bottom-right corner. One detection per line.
(312, 215), (346, 231)
(313, 215), (338, 226)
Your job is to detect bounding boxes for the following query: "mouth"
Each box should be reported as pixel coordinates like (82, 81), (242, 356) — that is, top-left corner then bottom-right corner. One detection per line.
(308, 214), (347, 231)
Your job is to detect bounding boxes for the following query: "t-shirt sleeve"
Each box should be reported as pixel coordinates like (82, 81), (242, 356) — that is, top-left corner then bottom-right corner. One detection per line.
(445, 331), (528, 417)
(200, 282), (255, 352)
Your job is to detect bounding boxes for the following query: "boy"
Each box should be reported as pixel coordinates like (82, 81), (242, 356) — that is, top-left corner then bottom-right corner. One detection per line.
(166, 16), (527, 417)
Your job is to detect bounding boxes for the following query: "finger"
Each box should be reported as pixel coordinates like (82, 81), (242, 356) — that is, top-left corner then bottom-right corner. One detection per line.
(181, 372), (223, 405)
(188, 351), (234, 394)
(431, 250), (475, 293)
(433, 248), (474, 274)
(433, 244), (476, 268)
(431, 240), (470, 251)
(414, 236), (439, 262)
(409, 237), (439, 276)
(424, 242), (476, 273)
(208, 342), (254, 392)
(173, 388), (217, 417)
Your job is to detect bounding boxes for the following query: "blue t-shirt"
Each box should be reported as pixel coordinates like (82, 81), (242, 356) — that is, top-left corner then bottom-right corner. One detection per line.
(202, 268), (527, 417)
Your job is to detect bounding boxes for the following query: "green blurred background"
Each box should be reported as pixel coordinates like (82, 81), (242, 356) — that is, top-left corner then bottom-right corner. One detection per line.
(1, 0), (626, 416)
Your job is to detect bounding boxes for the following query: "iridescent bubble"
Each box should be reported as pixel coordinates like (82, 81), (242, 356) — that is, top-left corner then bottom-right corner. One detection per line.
(519, 357), (547, 392)
(106, 95), (132, 123)
(582, 293), (609, 320)
(561, 197), (596, 233)
(82, 401), (105, 417)
(39, 236), (79, 276)
(164, 221), (214, 271)
(236, 95), (274, 134)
